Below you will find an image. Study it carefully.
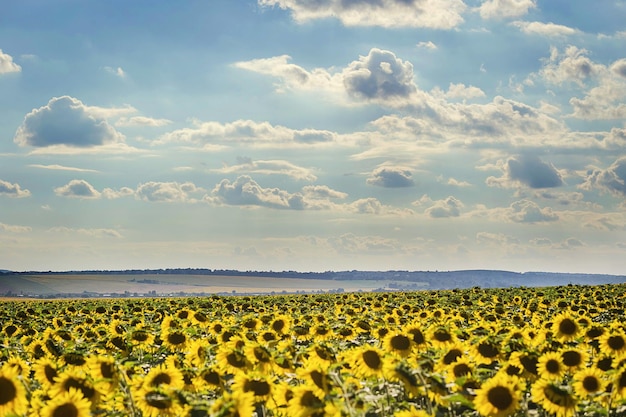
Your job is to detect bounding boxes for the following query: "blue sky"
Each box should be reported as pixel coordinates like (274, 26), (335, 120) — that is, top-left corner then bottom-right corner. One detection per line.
(1, 0), (626, 274)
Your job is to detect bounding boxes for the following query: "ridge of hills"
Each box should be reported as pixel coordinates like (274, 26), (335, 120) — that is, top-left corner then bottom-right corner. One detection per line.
(1, 268), (624, 298)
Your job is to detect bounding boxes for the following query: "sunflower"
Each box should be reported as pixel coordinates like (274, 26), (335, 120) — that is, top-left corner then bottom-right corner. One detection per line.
(345, 345), (386, 379)
(599, 330), (626, 360)
(287, 386), (326, 417)
(161, 329), (189, 352)
(560, 347), (589, 372)
(428, 325), (456, 347)
(133, 386), (186, 417)
(33, 357), (61, 389)
(268, 314), (291, 335)
(471, 337), (502, 365)
(186, 339), (209, 368)
(610, 365), (626, 403)
(0, 365), (28, 417)
(40, 387), (91, 417)
(551, 312), (581, 342)
(537, 351), (567, 381)
(215, 346), (252, 374)
(243, 342), (274, 372)
(49, 368), (100, 406)
(306, 343), (337, 368)
(531, 379), (577, 417)
(297, 361), (334, 399)
(572, 367), (606, 399)
(403, 322), (428, 350)
(473, 374), (523, 417)
(87, 355), (118, 394)
(213, 390), (257, 417)
(195, 366), (224, 392)
(383, 358), (424, 398)
(142, 363), (185, 391)
(232, 371), (274, 403)
(383, 331), (414, 358)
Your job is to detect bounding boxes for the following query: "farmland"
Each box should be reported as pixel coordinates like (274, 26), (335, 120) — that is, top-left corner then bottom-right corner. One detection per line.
(1, 283), (626, 416)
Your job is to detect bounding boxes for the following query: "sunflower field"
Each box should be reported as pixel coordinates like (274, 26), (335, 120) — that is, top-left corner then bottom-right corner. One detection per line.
(1, 283), (626, 417)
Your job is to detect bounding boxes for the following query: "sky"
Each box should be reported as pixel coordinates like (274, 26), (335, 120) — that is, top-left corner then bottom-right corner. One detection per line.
(1, 0), (626, 274)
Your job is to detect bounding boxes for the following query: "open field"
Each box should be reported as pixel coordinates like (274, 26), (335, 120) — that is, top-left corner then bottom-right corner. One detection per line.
(1, 283), (626, 416)
(0, 273), (426, 296)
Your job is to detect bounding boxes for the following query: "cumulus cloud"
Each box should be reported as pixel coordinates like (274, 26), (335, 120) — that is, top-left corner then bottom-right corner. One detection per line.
(366, 166), (414, 187)
(207, 175), (303, 209)
(511, 21), (578, 37)
(486, 155), (564, 188)
(136, 182), (203, 203)
(580, 157), (626, 197)
(54, 180), (102, 199)
(478, 0), (536, 20)
(416, 195), (465, 218)
(507, 199), (559, 223)
(258, 0), (466, 29)
(157, 119), (338, 148)
(417, 41), (437, 50)
(343, 48), (417, 103)
(213, 158), (317, 181)
(14, 96), (126, 148)
(0, 179), (31, 198)
(302, 185), (348, 200)
(442, 83), (486, 99)
(0, 49), (21, 74)
(536, 46), (603, 87)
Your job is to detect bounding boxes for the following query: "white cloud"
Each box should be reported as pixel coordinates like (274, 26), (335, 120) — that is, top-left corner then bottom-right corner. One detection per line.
(441, 83), (486, 99)
(507, 199), (559, 223)
(157, 119), (339, 148)
(342, 48), (417, 104)
(486, 155), (564, 189)
(417, 41), (437, 50)
(0, 49), (21, 74)
(536, 46), (603, 87)
(258, 0), (466, 29)
(54, 179), (102, 199)
(366, 166), (415, 188)
(580, 156), (626, 197)
(104, 66), (127, 79)
(48, 227), (123, 238)
(415, 195), (465, 218)
(115, 116), (172, 127)
(136, 181), (204, 203)
(301, 185), (348, 200)
(0, 179), (31, 198)
(0, 222), (31, 233)
(478, 0), (536, 20)
(212, 158), (317, 181)
(207, 175), (303, 209)
(14, 96), (127, 149)
(511, 21), (578, 37)
(29, 164), (99, 173)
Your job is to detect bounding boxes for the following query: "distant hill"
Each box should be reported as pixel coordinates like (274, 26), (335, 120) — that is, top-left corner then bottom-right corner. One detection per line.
(1, 268), (624, 298)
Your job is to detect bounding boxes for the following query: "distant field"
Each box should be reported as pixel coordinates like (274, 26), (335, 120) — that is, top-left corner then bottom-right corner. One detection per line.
(1, 273), (426, 296)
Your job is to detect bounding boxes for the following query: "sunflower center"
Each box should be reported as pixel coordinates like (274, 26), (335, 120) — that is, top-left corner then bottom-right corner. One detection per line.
(202, 370), (221, 386)
(478, 343), (499, 358)
(63, 378), (95, 399)
(226, 352), (247, 368)
(272, 320), (285, 332)
(52, 403), (79, 417)
(488, 386), (513, 410)
(300, 391), (323, 408)
(0, 377), (17, 404)
(145, 391), (172, 409)
(618, 370), (626, 389)
(254, 347), (271, 363)
(151, 373), (171, 386)
(608, 335), (625, 351)
(409, 329), (425, 345)
(362, 350), (382, 369)
(167, 332), (186, 345)
(132, 330), (149, 342)
(44, 364), (58, 384)
(562, 351), (582, 367)
(244, 380), (271, 396)
(443, 349), (463, 365)
(434, 329), (452, 342)
(310, 370), (326, 390)
(582, 376), (600, 392)
(390, 335), (411, 351)
(100, 362), (115, 379)
(546, 359), (561, 374)
(453, 363), (471, 377)
(558, 319), (577, 335)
